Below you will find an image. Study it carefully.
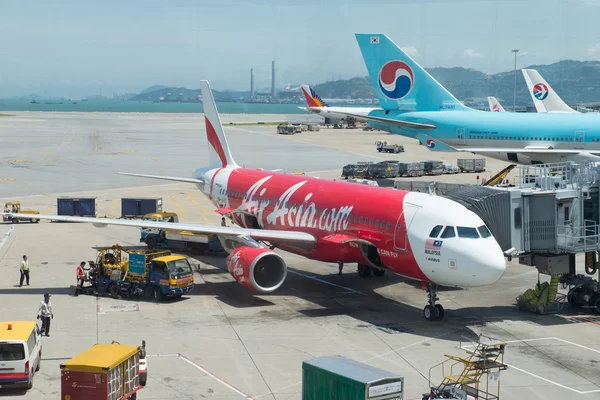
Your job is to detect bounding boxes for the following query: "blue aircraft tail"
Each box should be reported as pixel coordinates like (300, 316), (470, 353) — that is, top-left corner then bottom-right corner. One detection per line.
(355, 33), (471, 112)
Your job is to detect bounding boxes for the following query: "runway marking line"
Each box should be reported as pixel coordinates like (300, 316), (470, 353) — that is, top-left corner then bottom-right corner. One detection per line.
(147, 353), (255, 399)
(288, 270), (367, 296)
(461, 337), (600, 395)
(0, 226), (15, 250)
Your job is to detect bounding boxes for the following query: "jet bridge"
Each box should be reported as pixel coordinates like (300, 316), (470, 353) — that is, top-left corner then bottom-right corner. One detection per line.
(395, 161), (600, 313)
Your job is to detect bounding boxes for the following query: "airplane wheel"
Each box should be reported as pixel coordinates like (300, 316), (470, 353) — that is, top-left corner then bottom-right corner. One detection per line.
(357, 264), (372, 278)
(424, 305), (436, 321)
(373, 269), (386, 277)
(435, 304), (445, 320)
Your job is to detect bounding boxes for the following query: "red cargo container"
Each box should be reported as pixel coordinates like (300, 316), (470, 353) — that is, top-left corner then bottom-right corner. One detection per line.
(61, 342), (144, 400)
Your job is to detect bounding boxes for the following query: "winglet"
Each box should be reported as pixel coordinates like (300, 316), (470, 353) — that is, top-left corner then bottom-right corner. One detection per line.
(200, 80), (238, 168)
(415, 134), (458, 152)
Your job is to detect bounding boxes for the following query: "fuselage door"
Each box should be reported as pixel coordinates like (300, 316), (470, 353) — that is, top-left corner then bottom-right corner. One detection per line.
(456, 128), (467, 146)
(574, 131), (585, 149)
(393, 204), (420, 251)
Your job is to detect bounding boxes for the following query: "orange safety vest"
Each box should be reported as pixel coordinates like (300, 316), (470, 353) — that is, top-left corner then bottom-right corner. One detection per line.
(76, 265), (84, 279)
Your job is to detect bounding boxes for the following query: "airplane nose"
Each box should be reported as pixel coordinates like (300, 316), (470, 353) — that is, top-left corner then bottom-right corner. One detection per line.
(470, 245), (506, 286)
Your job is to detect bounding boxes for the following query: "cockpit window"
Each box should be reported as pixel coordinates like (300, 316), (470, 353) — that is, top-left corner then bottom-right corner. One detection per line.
(429, 225), (443, 238)
(440, 226), (456, 238)
(478, 225), (492, 238)
(457, 227), (479, 238)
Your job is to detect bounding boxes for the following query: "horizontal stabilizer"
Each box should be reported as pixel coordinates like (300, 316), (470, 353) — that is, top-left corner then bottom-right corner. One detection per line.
(118, 172), (204, 184)
(415, 134), (458, 152)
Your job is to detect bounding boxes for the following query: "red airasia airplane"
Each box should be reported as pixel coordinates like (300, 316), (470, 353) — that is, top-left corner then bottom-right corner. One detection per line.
(4, 80), (506, 321)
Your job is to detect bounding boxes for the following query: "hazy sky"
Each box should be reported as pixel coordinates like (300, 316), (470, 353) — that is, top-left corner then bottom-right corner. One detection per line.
(1, 0), (600, 97)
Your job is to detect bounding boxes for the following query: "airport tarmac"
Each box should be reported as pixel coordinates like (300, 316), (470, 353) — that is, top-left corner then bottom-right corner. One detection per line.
(0, 112), (599, 400)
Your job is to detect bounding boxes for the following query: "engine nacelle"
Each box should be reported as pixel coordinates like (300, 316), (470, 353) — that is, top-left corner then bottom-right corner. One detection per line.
(226, 246), (287, 293)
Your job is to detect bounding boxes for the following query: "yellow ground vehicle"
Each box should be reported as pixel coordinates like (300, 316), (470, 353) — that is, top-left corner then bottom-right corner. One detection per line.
(2, 202), (39, 223)
(81, 245), (194, 301)
(142, 212), (179, 223)
(0, 321), (42, 390)
(140, 212), (223, 254)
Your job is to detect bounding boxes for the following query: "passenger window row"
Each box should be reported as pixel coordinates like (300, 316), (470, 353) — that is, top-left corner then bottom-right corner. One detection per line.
(468, 135), (578, 142)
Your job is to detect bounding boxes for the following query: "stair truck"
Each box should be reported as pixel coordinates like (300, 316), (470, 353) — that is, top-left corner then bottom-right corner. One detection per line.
(61, 340), (147, 400)
(80, 245), (194, 301)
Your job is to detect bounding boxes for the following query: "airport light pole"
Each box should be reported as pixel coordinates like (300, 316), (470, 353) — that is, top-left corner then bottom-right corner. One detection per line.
(512, 49), (519, 112)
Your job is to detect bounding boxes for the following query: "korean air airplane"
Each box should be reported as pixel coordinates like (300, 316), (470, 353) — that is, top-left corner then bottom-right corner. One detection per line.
(345, 33), (600, 165)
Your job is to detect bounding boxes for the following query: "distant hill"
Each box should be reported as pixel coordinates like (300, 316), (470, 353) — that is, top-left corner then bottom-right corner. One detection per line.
(312, 77), (376, 99)
(126, 59), (600, 106)
(140, 85), (168, 94)
(128, 86), (248, 102)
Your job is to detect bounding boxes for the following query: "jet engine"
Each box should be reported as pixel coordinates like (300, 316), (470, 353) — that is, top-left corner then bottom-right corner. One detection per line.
(226, 246), (287, 293)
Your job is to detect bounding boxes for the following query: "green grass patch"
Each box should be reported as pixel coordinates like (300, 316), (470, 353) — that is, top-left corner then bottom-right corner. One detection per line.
(0, 113), (15, 117)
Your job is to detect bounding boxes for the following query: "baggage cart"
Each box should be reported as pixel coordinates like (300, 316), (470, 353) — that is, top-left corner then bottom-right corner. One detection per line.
(61, 341), (147, 400)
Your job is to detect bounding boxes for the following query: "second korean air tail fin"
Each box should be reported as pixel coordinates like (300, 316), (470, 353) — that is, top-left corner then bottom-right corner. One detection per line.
(301, 85), (329, 107)
(522, 69), (578, 114)
(200, 80), (238, 168)
(355, 33), (471, 112)
(487, 97), (506, 112)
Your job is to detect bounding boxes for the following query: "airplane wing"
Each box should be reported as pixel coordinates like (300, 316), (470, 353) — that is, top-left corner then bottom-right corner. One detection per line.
(1, 213), (316, 246)
(334, 112), (437, 130)
(415, 134), (600, 157)
(118, 172), (204, 184)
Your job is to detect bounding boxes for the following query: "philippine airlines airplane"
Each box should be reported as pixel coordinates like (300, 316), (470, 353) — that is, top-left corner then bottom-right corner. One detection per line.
(3, 80), (506, 321)
(342, 33), (600, 165)
(487, 97), (506, 113)
(300, 85), (376, 122)
(522, 69), (579, 114)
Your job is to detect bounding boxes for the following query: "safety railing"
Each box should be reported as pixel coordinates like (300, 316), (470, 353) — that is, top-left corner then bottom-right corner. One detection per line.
(516, 161), (599, 190)
(556, 220), (600, 252)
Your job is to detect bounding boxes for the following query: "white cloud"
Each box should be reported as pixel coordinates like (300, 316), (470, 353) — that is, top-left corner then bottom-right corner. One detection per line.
(588, 43), (600, 58)
(401, 46), (420, 59)
(464, 48), (482, 58)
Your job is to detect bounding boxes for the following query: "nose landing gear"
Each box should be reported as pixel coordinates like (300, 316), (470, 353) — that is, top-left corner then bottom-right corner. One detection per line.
(423, 283), (444, 321)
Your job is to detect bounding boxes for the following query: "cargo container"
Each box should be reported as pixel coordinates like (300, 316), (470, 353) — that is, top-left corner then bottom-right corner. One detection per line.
(342, 164), (358, 179)
(366, 162), (400, 179)
(302, 355), (403, 400)
(457, 158), (486, 172)
(61, 341), (146, 400)
(423, 161), (444, 175)
(57, 197), (96, 217)
(121, 198), (163, 218)
(399, 162), (424, 177)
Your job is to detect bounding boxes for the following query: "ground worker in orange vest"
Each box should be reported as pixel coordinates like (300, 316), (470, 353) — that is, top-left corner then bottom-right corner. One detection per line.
(75, 261), (86, 296)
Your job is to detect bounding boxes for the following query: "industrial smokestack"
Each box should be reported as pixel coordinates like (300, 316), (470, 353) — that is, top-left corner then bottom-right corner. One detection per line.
(271, 61), (276, 98)
(250, 68), (254, 97)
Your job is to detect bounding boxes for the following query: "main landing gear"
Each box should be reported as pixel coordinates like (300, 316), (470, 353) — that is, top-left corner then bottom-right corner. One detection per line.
(423, 283), (444, 321)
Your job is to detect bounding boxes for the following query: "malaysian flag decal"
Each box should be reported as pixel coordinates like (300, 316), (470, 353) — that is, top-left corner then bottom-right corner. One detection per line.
(425, 239), (443, 250)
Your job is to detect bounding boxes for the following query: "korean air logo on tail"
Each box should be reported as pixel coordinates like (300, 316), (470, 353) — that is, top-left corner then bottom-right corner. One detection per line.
(533, 83), (549, 100)
(425, 139), (435, 149)
(378, 61), (414, 100)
